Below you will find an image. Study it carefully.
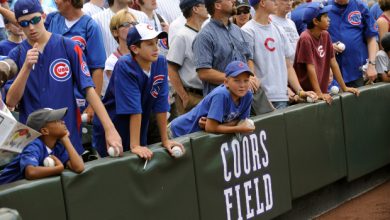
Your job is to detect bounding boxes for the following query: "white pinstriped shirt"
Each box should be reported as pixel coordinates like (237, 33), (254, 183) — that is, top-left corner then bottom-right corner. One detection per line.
(156, 0), (182, 24)
(82, 2), (104, 17)
(93, 7), (149, 57)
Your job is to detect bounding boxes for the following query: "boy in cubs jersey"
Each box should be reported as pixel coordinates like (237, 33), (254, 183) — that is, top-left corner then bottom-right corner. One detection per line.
(5, 0), (122, 156)
(93, 23), (183, 159)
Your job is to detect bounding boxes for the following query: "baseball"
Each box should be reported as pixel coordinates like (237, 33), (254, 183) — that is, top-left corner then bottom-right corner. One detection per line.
(108, 146), (120, 157)
(43, 157), (55, 167)
(330, 86), (340, 95)
(171, 146), (183, 158)
(338, 42), (346, 51)
(246, 119), (255, 129)
(81, 113), (88, 123)
(307, 96), (314, 103)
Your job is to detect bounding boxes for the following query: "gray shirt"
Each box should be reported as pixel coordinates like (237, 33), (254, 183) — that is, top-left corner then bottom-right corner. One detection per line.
(193, 19), (253, 95)
(375, 50), (390, 75)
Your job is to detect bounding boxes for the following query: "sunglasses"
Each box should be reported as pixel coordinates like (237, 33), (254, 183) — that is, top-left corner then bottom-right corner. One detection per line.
(18, 16), (42, 28)
(117, 21), (138, 29)
(237, 8), (250, 15)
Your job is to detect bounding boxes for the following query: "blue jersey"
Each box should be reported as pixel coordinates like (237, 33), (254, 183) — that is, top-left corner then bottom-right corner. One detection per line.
(45, 13), (106, 111)
(5, 34), (95, 154)
(326, 0), (378, 83)
(370, 3), (383, 21)
(45, 12), (106, 70)
(170, 85), (252, 138)
(93, 55), (170, 157)
(0, 138), (69, 185)
(0, 40), (20, 56)
(291, 3), (309, 35)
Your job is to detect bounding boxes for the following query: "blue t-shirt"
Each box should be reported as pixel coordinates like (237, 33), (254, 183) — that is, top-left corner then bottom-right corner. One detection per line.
(290, 3), (309, 35)
(326, 0), (378, 83)
(0, 138), (69, 185)
(5, 34), (95, 154)
(93, 55), (170, 156)
(370, 3), (383, 21)
(170, 85), (253, 138)
(0, 40), (20, 56)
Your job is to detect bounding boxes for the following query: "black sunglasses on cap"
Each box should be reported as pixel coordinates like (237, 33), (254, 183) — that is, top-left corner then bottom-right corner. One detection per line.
(18, 16), (42, 28)
(237, 8), (250, 15)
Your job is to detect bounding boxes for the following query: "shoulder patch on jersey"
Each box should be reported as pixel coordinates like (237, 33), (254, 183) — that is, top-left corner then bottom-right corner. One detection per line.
(71, 36), (87, 51)
(150, 74), (165, 98)
(348, 11), (362, 26)
(158, 38), (169, 50)
(81, 61), (91, 77)
(50, 58), (72, 82)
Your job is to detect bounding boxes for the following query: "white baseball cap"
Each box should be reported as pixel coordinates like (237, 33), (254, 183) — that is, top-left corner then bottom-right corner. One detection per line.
(127, 23), (168, 46)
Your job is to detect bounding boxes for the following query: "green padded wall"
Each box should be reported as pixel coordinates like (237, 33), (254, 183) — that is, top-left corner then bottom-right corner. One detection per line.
(191, 112), (292, 220)
(0, 177), (66, 220)
(61, 137), (199, 220)
(283, 97), (347, 199)
(340, 83), (390, 181)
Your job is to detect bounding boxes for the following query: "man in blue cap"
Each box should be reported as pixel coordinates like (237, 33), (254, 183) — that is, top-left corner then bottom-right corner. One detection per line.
(4, 0), (123, 157)
(169, 60), (255, 138)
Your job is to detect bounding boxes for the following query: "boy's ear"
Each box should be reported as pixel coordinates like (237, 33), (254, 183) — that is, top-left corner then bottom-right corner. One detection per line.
(40, 127), (49, 135)
(224, 77), (229, 87)
(130, 45), (138, 55)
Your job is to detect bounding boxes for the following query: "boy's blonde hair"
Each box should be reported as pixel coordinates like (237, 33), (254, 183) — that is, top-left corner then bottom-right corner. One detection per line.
(109, 9), (137, 43)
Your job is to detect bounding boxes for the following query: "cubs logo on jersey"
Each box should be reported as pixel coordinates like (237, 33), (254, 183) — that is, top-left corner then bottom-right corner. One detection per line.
(158, 38), (169, 50)
(264, 38), (276, 52)
(50, 58), (71, 82)
(150, 75), (165, 98)
(348, 11), (362, 25)
(71, 36), (87, 51)
(81, 61), (91, 77)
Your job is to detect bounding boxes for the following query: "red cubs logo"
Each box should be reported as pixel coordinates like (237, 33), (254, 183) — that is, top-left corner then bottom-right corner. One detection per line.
(264, 38), (276, 52)
(71, 36), (87, 51)
(348, 11), (361, 25)
(158, 38), (169, 50)
(150, 75), (164, 98)
(238, 62), (244, 68)
(81, 61), (90, 77)
(50, 58), (71, 82)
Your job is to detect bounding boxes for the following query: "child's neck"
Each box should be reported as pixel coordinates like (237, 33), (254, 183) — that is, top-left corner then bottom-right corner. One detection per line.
(40, 136), (58, 149)
(309, 27), (322, 39)
(8, 34), (22, 43)
(135, 56), (152, 72)
(118, 40), (130, 55)
(255, 10), (270, 25)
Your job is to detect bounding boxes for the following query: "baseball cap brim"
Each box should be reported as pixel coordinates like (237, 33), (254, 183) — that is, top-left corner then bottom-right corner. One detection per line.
(141, 31), (168, 42)
(46, 108), (68, 123)
(228, 69), (254, 78)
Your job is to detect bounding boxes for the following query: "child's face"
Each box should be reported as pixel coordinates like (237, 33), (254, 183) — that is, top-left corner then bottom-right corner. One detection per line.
(316, 13), (330, 30)
(117, 16), (137, 42)
(225, 72), (251, 100)
(17, 12), (46, 43)
(135, 38), (160, 62)
(41, 120), (68, 138)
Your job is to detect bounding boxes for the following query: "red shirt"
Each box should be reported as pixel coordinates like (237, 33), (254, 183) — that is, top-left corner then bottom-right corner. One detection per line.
(0, 0), (7, 4)
(294, 30), (335, 93)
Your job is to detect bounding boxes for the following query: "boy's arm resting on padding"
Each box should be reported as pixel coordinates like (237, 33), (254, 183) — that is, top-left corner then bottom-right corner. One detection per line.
(330, 58), (360, 96)
(205, 118), (254, 134)
(129, 113), (153, 160)
(85, 87), (123, 154)
(156, 112), (185, 155)
(24, 156), (64, 180)
(60, 133), (84, 173)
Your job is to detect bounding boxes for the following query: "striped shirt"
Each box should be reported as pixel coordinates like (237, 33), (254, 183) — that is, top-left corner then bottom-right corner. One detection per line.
(156, 0), (182, 24)
(82, 2), (104, 17)
(93, 8), (148, 57)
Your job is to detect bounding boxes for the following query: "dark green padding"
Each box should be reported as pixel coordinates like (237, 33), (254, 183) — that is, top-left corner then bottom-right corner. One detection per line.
(0, 177), (66, 220)
(283, 97), (347, 199)
(340, 83), (390, 181)
(61, 137), (199, 220)
(191, 112), (292, 220)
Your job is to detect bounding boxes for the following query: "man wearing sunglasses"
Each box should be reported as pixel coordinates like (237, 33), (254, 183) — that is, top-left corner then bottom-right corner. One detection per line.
(5, 0), (123, 157)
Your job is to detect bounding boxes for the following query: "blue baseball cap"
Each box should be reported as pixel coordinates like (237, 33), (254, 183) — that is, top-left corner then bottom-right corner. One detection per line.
(249, 0), (260, 7)
(14, 0), (43, 21)
(127, 23), (168, 46)
(302, 2), (332, 24)
(225, 61), (254, 78)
